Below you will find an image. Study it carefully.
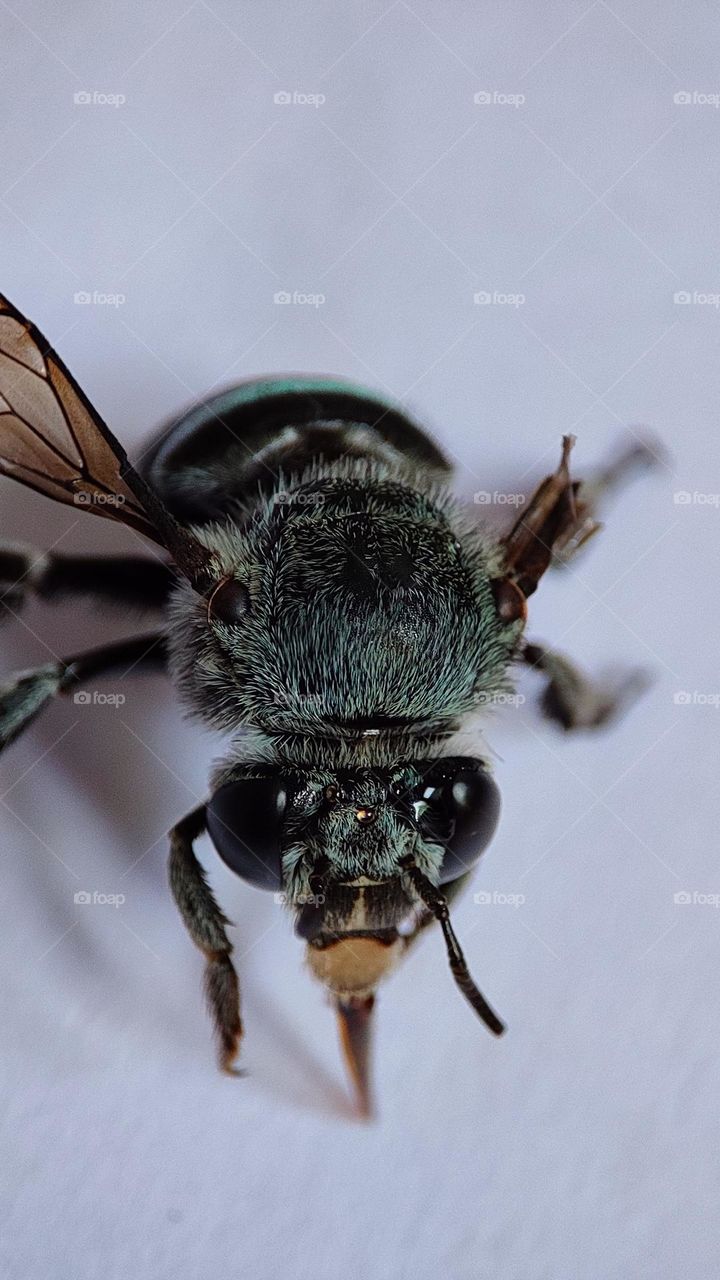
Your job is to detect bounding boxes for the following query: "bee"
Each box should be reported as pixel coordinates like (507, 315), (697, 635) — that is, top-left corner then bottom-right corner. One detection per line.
(0, 294), (656, 1116)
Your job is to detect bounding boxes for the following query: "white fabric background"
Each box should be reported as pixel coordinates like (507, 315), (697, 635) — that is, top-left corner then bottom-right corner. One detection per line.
(1, 4), (718, 1277)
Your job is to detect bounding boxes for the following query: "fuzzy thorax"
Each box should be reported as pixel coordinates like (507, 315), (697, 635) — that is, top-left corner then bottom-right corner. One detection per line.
(166, 461), (522, 750)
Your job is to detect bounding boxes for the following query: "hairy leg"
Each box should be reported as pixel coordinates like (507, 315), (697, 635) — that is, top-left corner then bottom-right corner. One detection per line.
(500, 434), (664, 599)
(497, 437), (658, 728)
(168, 806), (242, 1073)
(551, 436), (663, 566)
(522, 641), (650, 731)
(0, 632), (167, 752)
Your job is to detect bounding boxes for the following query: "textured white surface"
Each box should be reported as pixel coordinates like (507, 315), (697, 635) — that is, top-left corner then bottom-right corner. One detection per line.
(1, 4), (718, 1278)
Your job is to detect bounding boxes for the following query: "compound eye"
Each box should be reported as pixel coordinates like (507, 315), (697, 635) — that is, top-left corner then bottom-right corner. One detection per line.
(207, 577), (250, 625)
(206, 777), (288, 889)
(418, 764), (501, 884)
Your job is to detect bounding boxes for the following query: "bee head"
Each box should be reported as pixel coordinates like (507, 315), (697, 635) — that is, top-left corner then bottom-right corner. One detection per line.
(204, 757), (505, 1032)
(204, 758), (501, 896)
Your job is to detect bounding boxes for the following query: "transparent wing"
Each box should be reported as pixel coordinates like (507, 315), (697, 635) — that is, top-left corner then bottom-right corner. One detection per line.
(0, 295), (164, 545)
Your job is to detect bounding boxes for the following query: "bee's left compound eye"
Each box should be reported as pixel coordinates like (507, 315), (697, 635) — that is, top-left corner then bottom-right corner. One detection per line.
(415, 762), (501, 885)
(206, 778), (288, 889)
(206, 576), (250, 625)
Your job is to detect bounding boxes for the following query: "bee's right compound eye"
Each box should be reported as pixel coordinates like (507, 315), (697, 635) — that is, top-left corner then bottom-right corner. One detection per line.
(206, 778), (288, 889)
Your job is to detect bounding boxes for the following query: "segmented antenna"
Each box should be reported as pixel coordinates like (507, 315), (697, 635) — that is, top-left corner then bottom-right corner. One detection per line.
(400, 857), (505, 1036)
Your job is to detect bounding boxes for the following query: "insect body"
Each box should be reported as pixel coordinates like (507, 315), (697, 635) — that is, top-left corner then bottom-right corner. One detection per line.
(0, 296), (654, 1115)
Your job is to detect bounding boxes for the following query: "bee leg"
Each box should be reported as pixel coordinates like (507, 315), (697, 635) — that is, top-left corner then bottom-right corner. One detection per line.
(522, 641), (651, 731)
(0, 633), (166, 752)
(0, 541), (174, 619)
(499, 434), (665, 602)
(550, 435), (666, 567)
(500, 435), (580, 600)
(168, 806), (243, 1075)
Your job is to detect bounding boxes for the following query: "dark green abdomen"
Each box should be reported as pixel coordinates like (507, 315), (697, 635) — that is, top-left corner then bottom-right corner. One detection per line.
(139, 376), (450, 525)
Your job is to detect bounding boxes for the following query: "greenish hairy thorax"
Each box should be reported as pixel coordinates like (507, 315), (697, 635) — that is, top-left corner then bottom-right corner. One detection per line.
(166, 455), (522, 764)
